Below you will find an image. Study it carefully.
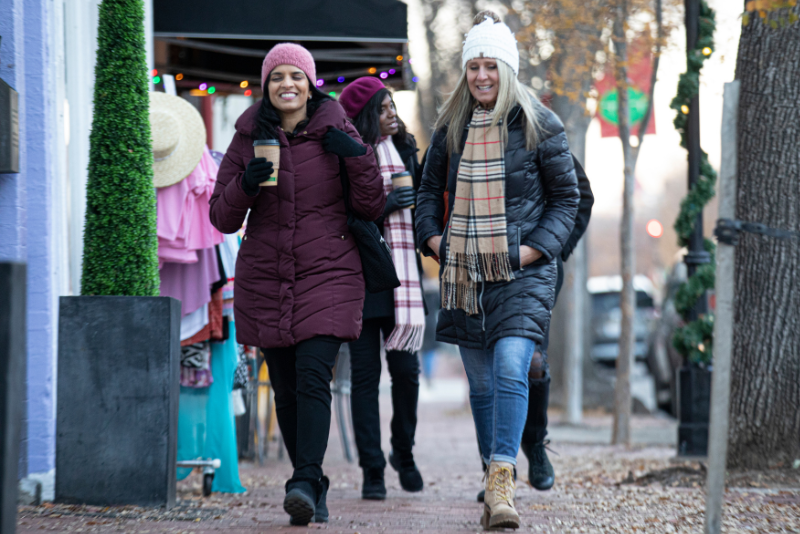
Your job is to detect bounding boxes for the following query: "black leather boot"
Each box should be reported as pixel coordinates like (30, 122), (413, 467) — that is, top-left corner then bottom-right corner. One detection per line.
(521, 372), (555, 490)
(362, 466), (387, 500)
(284, 479), (316, 525)
(389, 451), (424, 492)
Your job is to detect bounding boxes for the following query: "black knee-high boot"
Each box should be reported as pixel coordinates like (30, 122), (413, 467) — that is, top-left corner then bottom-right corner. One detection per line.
(521, 371), (554, 490)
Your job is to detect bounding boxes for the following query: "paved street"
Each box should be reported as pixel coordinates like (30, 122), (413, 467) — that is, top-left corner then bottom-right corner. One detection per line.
(16, 357), (800, 533)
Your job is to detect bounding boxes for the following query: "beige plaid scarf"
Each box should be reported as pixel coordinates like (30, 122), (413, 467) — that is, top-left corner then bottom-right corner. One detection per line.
(376, 137), (426, 352)
(442, 108), (514, 315)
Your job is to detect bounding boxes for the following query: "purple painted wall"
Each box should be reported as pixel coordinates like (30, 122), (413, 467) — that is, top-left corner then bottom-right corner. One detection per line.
(1, 0), (30, 479)
(0, 0), (28, 261)
(1, 0), (58, 477)
(23, 0), (56, 476)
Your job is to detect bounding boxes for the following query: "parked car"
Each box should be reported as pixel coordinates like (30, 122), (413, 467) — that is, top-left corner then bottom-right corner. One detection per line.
(648, 260), (690, 415)
(588, 275), (660, 365)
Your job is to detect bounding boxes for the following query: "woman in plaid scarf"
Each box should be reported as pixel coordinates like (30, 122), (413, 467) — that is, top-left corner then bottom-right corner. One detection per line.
(339, 77), (427, 501)
(415, 11), (580, 530)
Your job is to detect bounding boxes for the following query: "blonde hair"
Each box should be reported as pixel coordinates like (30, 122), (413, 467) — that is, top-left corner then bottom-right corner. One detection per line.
(434, 60), (542, 154)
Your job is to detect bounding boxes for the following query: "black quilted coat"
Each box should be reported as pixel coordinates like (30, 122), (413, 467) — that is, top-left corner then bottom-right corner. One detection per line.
(415, 101), (580, 350)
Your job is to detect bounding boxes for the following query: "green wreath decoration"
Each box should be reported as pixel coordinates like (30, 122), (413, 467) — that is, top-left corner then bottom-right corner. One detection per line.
(669, 0), (717, 365)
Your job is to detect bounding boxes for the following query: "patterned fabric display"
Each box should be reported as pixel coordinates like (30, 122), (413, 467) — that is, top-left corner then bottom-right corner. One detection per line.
(180, 342), (213, 388)
(442, 107), (514, 314)
(233, 345), (250, 390)
(376, 137), (425, 352)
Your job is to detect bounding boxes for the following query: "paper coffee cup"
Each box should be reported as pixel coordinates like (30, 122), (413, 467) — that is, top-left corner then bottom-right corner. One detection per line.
(391, 171), (415, 209)
(253, 139), (280, 186)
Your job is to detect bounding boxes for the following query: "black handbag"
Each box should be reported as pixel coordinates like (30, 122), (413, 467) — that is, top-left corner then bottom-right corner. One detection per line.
(338, 157), (401, 294)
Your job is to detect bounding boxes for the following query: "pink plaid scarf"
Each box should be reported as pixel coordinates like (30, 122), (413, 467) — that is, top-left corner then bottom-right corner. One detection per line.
(376, 137), (425, 352)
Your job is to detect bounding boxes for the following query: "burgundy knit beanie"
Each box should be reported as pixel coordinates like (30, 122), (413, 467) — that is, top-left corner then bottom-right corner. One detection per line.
(338, 77), (387, 119)
(261, 43), (317, 91)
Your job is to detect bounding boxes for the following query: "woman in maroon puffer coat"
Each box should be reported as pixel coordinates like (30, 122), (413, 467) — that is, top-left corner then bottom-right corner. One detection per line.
(210, 43), (385, 526)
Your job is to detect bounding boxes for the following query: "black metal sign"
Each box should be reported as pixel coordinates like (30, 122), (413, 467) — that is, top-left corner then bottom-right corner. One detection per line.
(0, 77), (20, 174)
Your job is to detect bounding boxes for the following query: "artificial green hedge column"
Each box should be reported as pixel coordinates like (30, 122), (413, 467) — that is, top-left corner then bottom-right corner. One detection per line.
(81, 0), (159, 296)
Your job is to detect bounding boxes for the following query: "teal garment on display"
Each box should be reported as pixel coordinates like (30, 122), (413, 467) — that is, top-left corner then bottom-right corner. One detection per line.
(177, 320), (246, 493)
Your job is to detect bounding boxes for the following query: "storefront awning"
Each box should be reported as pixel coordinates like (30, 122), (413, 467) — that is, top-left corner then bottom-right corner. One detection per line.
(154, 0), (407, 43)
(153, 0), (410, 95)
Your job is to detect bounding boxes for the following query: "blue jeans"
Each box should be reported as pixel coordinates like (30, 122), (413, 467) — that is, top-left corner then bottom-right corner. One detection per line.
(460, 337), (536, 465)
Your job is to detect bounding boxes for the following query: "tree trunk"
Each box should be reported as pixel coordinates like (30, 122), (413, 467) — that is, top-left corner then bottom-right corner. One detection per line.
(612, 0), (636, 447)
(728, 8), (800, 469)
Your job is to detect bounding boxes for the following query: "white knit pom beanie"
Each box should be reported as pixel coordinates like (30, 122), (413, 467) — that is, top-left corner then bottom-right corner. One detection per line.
(462, 15), (520, 75)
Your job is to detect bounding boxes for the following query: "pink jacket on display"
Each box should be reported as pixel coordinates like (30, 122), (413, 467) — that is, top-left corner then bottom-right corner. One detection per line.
(157, 146), (224, 264)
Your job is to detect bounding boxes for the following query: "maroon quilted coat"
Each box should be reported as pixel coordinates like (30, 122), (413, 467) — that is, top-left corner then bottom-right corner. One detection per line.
(210, 100), (385, 348)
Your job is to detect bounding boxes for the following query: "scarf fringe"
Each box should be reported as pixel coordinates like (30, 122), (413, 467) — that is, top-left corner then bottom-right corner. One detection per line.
(480, 252), (514, 282)
(441, 251), (513, 316)
(442, 280), (479, 315)
(384, 324), (425, 353)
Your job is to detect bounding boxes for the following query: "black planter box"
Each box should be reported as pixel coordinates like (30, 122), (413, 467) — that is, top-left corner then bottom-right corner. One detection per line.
(677, 365), (711, 457)
(56, 296), (181, 508)
(1, 263), (25, 534)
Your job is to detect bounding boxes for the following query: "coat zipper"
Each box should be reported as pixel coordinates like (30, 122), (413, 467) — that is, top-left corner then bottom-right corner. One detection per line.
(518, 227), (524, 271)
(479, 280), (486, 333)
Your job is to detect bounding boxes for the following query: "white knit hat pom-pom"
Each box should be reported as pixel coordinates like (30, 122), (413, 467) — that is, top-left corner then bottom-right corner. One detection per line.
(461, 15), (520, 75)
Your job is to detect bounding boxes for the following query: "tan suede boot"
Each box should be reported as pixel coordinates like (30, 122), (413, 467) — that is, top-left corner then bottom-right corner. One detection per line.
(480, 461), (520, 530)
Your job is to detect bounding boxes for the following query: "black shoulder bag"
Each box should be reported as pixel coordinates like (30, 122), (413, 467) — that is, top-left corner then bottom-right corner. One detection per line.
(338, 157), (401, 294)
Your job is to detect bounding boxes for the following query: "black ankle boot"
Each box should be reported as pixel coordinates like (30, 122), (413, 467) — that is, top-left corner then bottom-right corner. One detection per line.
(389, 451), (423, 492)
(284, 479), (316, 525)
(522, 440), (555, 490)
(288, 477), (330, 525)
(362, 467), (387, 500)
(312, 476), (329, 523)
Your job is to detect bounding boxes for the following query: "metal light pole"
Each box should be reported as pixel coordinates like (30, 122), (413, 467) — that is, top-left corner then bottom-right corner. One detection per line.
(677, 0), (712, 458)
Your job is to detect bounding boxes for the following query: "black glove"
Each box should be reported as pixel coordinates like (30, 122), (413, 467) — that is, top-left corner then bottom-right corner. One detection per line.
(322, 128), (367, 158)
(384, 186), (416, 217)
(241, 158), (274, 197)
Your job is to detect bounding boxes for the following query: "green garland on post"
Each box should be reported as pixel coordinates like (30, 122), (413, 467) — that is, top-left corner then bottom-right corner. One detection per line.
(669, 1), (717, 365)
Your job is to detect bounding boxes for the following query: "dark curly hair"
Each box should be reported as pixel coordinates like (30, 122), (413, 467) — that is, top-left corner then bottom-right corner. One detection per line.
(351, 88), (409, 153)
(252, 78), (332, 140)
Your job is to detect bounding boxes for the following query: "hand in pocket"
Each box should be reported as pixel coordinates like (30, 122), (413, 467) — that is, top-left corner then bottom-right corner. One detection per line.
(520, 245), (543, 267)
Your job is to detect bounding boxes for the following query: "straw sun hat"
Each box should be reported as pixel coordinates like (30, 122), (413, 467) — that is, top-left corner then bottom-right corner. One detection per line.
(149, 92), (207, 188)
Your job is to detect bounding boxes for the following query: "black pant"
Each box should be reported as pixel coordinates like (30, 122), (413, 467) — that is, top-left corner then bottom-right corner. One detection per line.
(263, 336), (342, 483)
(520, 258), (560, 446)
(349, 317), (420, 470)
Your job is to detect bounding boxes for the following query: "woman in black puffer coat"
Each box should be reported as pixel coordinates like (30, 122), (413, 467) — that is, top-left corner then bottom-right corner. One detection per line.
(415, 11), (579, 530)
(417, 104), (579, 349)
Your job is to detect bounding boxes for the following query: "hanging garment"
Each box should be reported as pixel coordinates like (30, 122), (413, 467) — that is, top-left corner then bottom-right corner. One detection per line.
(232, 344), (250, 390)
(181, 342), (210, 369)
(218, 233), (240, 281)
(180, 342), (213, 388)
(157, 146), (225, 264)
(160, 246), (220, 317)
(181, 303), (209, 341)
(208, 289), (224, 341)
(177, 319), (246, 493)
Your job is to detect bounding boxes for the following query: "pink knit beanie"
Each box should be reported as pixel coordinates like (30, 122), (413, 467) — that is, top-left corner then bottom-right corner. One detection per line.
(338, 77), (387, 119)
(261, 43), (317, 91)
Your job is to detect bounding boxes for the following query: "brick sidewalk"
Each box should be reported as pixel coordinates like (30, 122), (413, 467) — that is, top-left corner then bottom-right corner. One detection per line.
(16, 370), (800, 533)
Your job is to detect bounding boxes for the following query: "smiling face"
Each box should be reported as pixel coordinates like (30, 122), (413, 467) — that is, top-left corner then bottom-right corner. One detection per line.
(267, 64), (310, 116)
(466, 58), (499, 108)
(378, 93), (399, 137)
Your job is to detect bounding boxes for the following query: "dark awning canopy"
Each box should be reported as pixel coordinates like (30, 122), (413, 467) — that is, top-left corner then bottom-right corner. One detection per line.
(153, 0), (410, 95)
